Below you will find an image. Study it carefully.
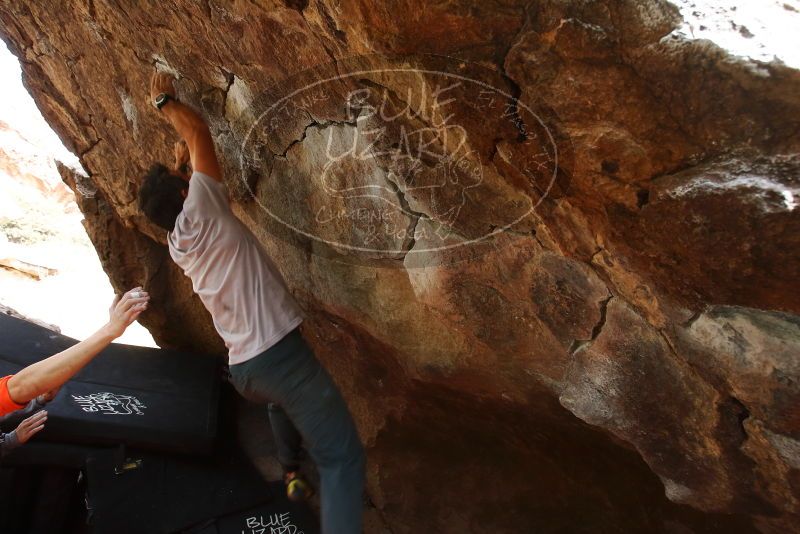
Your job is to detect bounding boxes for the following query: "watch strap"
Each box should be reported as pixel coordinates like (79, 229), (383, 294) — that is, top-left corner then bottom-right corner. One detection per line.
(155, 93), (174, 110)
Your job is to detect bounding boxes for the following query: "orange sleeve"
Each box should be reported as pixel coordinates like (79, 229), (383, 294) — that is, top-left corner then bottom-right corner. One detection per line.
(0, 375), (25, 416)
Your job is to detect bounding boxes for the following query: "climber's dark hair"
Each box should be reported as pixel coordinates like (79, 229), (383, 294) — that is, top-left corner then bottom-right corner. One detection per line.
(138, 163), (187, 232)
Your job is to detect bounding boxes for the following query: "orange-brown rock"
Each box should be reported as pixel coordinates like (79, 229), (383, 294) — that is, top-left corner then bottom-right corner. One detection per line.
(1, 1), (798, 531)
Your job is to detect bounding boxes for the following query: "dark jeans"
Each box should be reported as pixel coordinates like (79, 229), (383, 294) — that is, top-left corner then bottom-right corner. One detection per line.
(230, 328), (365, 534)
(267, 402), (303, 472)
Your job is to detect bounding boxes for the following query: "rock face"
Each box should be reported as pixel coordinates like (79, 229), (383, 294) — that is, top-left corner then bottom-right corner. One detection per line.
(0, 120), (75, 210)
(0, 303), (60, 332)
(1, 1), (798, 532)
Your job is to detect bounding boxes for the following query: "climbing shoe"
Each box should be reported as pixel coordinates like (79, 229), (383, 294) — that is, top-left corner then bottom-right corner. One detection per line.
(285, 471), (314, 502)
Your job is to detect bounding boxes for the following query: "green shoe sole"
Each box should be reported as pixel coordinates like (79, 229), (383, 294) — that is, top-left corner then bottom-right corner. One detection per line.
(287, 477), (314, 502)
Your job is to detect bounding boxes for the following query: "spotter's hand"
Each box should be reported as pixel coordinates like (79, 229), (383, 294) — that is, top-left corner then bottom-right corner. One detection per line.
(106, 287), (150, 339)
(15, 410), (47, 444)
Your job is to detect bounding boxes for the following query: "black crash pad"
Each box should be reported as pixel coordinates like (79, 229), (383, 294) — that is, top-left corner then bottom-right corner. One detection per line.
(0, 441), (319, 534)
(84, 446), (306, 534)
(0, 384), (318, 534)
(188, 497), (320, 534)
(0, 313), (219, 455)
(0, 464), (86, 534)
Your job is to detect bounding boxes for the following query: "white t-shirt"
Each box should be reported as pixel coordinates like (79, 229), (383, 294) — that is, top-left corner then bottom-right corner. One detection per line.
(167, 171), (303, 364)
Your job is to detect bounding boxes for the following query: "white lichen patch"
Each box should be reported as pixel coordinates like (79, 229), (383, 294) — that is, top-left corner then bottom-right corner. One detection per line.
(668, 175), (800, 213)
(151, 54), (181, 78)
(116, 87), (138, 133)
(559, 358), (623, 429)
(762, 428), (800, 470)
(225, 75), (254, 123)
(660, 476), (694, 503)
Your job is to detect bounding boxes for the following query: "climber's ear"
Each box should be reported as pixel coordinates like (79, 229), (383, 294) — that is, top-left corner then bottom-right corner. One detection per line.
(181, 188), (188, 199)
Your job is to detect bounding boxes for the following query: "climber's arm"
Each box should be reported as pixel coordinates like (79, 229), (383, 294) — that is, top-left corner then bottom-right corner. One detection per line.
(161, 101), (222, 181)
(173, 140), (191, 181)
(150, 71), (222, 182)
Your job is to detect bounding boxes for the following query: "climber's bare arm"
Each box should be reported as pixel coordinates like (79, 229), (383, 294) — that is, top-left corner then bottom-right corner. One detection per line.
(161, 100), (221, 180)
(173, 140), (191, 181)
(5, 288), (149, 405)
(150, 71), (222, 182)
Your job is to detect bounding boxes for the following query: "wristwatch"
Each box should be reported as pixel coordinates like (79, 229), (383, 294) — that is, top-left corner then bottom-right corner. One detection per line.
(154, 93), (174, 110)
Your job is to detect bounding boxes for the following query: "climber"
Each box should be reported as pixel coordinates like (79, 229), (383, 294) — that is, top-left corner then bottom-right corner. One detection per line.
(0, 288), (149, 417)
(150, 84), (316, 505)
(139, 70), (365, 533)
(157, 114), (315, 503)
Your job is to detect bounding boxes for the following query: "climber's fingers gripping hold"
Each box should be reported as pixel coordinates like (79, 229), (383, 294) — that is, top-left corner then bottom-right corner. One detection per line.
(150, 71), (176, 103)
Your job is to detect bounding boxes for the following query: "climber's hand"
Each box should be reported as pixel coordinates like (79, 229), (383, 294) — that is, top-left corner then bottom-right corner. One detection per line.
(149, 70), (222, 182)
(150, 71), (176, 103)
(174, 139), (191, 178)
